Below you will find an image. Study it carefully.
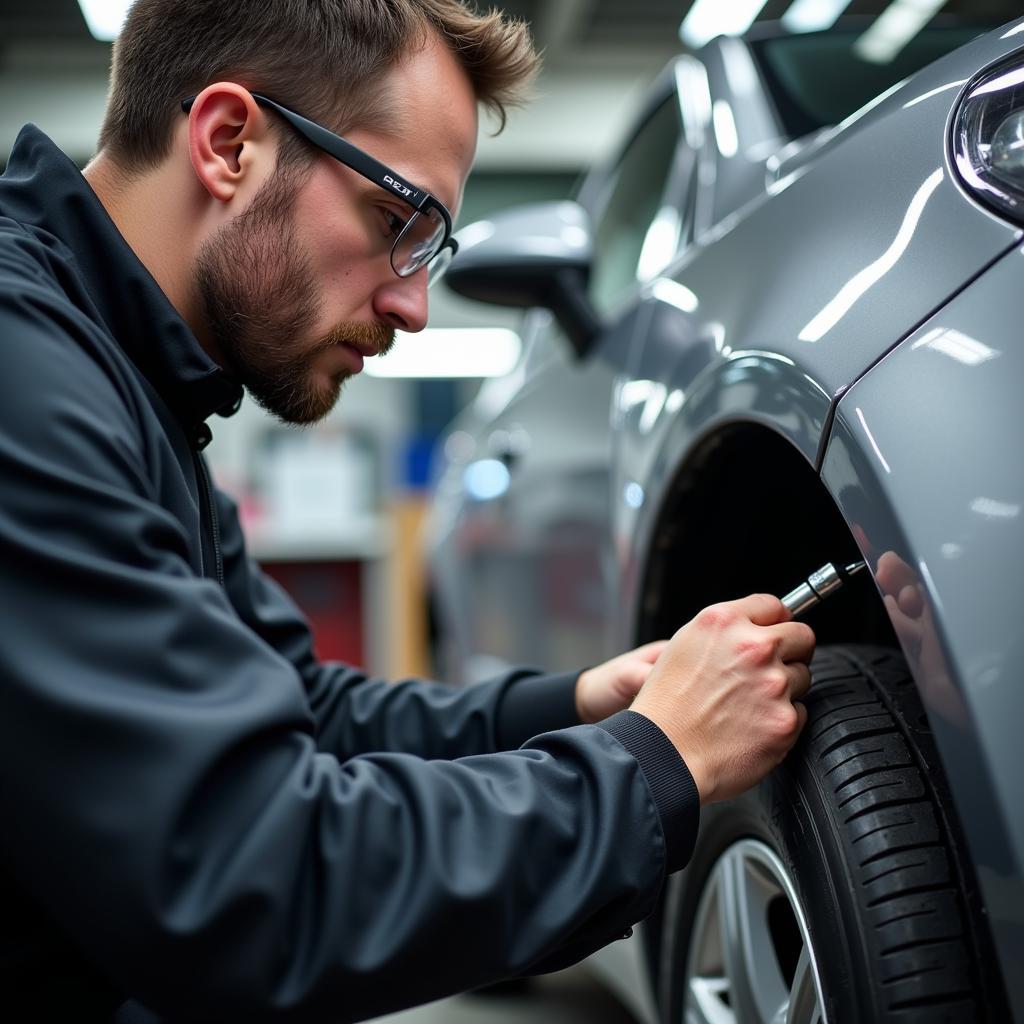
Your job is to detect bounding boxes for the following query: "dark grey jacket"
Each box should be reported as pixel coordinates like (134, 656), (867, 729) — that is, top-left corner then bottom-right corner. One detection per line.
(0, 126), (699, 1023)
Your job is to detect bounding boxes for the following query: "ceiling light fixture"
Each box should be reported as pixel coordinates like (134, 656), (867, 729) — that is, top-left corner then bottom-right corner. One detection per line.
(780, 0), (854, 34)
(679, 0), (771, 49)
(76, 0), (134, 41)
(363, 328), (522, 379)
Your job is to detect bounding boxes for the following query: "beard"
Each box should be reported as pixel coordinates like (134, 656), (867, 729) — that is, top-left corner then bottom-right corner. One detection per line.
(194, 168), (395, 425)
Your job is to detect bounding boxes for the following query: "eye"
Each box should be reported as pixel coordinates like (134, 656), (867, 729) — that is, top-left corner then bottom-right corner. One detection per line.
(381, 207), (408, 239)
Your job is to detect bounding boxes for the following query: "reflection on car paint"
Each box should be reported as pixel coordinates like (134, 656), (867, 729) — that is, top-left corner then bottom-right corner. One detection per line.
(636, 208), (684, 282)
(648, 278), (699, 313)
(910, 326), (1000, 364)
(969, 497), (1020, 519)
(902, 78), (968, 109)
(711, 99), (739, 158)
(798, 169), (944, 343)
(854, 407), (892, 474)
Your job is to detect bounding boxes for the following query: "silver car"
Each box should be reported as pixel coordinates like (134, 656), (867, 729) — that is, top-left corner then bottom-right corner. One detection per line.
(427, 14), (1024, 1024)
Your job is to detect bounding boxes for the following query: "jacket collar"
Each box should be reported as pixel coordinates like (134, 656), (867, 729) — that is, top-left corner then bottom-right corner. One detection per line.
(0, 125), (243, 429)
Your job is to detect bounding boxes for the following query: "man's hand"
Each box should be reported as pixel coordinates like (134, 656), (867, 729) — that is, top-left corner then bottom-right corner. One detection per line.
(631, 594), (816, 805)
(575, 641), (669, 724)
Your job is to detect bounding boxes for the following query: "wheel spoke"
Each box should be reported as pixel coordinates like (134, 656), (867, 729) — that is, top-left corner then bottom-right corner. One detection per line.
(685, 976), (734, 1024)
(718, 848), (789, 1024)
(681, 841), (828, 1024)
(718, 848), (759, 1022)
(785, 944), (821, 1024)
(686, 860), (734, 1024)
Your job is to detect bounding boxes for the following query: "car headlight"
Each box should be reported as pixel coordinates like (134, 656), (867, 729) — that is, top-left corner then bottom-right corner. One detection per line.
(953, 56), (1024, 222)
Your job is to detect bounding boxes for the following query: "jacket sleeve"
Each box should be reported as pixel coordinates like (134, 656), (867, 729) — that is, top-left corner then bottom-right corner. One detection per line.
(215, 485), (585, 759)
(0, 296), (699, 1021)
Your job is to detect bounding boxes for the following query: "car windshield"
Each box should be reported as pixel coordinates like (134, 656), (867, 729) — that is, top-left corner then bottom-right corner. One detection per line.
(749, 23), (1000, 138)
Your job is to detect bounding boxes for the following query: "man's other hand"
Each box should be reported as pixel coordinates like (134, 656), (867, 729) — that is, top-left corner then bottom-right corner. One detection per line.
(631, 594), (816, 805)
(575, 641), (668, 724)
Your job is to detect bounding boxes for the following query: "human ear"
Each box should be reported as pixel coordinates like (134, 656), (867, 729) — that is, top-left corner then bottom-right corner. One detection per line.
(184, 84), (274, 203)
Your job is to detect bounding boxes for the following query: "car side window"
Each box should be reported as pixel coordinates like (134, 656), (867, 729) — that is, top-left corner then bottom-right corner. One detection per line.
(589, 97), (684, 316)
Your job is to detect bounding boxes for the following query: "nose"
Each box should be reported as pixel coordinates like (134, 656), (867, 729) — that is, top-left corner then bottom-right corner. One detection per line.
(372, 268), (430, 333)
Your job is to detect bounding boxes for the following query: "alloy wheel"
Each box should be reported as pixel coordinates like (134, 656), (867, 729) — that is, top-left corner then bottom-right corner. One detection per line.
(683, 839), (826, 1024)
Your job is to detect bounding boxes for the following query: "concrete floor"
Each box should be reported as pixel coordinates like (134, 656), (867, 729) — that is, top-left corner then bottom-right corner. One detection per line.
(367, 965), (641, 1024)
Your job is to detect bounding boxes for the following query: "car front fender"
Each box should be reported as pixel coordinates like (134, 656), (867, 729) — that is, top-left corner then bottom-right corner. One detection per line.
(822, 244), (1024, 1013)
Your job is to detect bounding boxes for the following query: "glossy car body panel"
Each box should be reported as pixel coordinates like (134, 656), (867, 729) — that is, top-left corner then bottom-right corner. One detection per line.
(823, 246), (1024, 1009)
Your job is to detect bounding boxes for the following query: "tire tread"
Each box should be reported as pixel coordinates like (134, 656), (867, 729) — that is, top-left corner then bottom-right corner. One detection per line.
(798, 646), (979, 1021)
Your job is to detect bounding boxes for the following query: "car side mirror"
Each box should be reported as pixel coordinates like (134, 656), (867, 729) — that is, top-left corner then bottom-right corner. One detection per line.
(444, 201), (602, 359)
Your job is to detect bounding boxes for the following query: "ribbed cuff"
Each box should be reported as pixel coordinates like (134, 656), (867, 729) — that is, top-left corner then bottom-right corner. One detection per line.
(495, 670), (582, 750)
(599, 710), (700, 873)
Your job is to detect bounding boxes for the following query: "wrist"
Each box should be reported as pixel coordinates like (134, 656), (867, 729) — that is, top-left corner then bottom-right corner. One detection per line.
(631, 703), (713, 804)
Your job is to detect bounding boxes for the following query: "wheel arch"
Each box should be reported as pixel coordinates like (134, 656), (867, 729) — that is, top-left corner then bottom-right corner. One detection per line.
(632, 422), (896, 650)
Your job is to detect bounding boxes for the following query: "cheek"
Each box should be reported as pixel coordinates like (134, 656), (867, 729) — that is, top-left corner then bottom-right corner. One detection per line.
(295, 170), (374, 266)
(291, 172), (388, 327)
(297, 213), (370, 303)
(310, 235), (382, 331)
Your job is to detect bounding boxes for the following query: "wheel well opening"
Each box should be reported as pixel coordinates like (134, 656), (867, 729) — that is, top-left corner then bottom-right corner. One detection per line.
(635, 424), (897, 649)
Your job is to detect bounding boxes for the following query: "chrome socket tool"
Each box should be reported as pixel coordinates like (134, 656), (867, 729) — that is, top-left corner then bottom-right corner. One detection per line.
(782, 560), (867, 618)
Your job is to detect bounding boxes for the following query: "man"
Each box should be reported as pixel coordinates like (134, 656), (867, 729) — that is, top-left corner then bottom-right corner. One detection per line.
(0, 1), (815, 1020)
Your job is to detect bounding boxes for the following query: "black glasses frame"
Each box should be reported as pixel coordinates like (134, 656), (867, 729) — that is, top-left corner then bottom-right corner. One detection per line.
(180, 92), (458, 279)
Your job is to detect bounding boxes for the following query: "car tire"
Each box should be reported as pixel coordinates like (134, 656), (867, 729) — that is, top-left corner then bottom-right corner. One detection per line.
(658, 645), (985, 1023)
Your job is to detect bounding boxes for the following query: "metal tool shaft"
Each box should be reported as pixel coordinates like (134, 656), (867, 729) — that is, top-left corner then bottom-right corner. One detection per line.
(782, 561), (866, 617)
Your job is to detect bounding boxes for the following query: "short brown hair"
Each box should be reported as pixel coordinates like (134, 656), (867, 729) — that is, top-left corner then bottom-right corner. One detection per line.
(98, 0), (539, 172)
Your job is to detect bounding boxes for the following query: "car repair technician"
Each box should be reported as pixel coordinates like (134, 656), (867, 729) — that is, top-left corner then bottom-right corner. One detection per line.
(0, 1), (816, 1020)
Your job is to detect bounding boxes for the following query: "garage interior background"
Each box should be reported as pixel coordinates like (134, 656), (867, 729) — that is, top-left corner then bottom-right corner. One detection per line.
(0, 0), (1010, 682)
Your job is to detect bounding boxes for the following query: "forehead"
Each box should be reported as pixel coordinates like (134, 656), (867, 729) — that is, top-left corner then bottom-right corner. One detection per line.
(342, 34), (479, 214)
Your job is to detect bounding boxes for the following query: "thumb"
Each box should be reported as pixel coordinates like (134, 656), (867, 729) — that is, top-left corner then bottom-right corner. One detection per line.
(632, 640), (669, 664)
(624, 660), (656, 696)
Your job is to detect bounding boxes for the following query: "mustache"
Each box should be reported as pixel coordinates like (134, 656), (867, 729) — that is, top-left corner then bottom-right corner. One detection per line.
(318, 320), (396, 359)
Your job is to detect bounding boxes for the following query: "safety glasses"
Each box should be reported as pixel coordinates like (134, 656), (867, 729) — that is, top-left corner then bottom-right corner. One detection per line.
(181, 92), (458, 286)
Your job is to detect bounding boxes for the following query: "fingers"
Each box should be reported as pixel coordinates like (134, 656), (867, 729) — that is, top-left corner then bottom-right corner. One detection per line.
(625, 660), (656, 693)
(773, 620), (816, 664)
(793, 700), (808, 733)
(640, 595), (820, 805)
(733, 592), (790, 627)
(786, 661), (811, 701)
